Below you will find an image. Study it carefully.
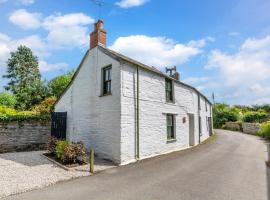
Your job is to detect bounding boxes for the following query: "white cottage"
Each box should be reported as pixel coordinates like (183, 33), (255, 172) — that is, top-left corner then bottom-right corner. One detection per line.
(54, 20), (213, 165)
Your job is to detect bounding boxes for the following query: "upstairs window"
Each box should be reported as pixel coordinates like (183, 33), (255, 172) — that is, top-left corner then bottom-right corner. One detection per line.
(166, 114), (176, 140)
(165, 79), (174, 102)
(102, 66), (112, 95)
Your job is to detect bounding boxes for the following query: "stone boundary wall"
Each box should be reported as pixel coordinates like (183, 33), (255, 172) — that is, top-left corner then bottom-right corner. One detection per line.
(242, 122), (260, 135)
(0, 121), (50, 153)
(225, 122), (242, 131)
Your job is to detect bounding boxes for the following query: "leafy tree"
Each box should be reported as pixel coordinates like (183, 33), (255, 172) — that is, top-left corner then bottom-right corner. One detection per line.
(0, 92), (17, 108)
(3, 45), (47, 110)
(48, 71), (74, 98)
(213, 103), (239, 128)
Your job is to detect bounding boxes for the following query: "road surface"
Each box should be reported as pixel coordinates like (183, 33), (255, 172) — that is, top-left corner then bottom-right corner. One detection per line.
(4, 129), (270, 200)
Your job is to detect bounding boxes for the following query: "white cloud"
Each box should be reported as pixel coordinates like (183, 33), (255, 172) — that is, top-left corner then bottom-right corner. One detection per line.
(0, 33), (64, 74)
(188, 37), (215, 48)
(19, 0), (35, 5)
(116, 0), (149, 8)
(9, 10), (94, 49)
(2, 10), (95, 75)
(0, 0), (35, 5)
(39, 60), (68, 72)
(109, 35), (207, 68)
(183, 76), (211, 85)
(43, 13), (94, 48)
(228, 32), (240, 36)
(9, 9), (41, 30)
(0, 33), (11, 68)
(205, 35), (270, 104)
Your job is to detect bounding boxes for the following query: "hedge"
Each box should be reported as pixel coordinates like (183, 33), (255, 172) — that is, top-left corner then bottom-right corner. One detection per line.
(0, 106), (50, 122)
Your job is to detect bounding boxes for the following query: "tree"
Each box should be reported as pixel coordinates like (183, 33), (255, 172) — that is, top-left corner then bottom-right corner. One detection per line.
(48, 71), (74, 98)
(0, 92), (17, 108)
(3, 45), (47, 110)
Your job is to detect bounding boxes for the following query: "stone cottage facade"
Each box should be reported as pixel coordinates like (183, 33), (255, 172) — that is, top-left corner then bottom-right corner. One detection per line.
(54, 20), (213, 165)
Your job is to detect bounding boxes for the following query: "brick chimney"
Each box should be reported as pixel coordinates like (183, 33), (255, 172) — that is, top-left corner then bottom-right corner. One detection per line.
(90, 20), (106, 49)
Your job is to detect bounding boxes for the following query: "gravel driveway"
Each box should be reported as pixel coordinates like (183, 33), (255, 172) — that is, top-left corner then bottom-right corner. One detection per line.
(0, 151), (90, 199)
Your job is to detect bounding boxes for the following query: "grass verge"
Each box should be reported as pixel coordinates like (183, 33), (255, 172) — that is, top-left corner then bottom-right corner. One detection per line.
(201, 133), (217, 145)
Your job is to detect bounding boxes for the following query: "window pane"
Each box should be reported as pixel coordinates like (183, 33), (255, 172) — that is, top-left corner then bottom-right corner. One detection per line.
(165, 79), (173, 102)
(167, 115), (173, 126)
(108, 81), (111, 93)
(167, 127), (172, 139)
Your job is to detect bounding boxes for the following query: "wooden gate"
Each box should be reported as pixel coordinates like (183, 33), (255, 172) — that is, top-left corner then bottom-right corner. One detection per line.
(51, 112), (67, 139)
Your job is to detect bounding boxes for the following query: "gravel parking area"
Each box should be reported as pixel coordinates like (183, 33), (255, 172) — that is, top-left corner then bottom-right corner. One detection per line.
(0, 151), (115, 199)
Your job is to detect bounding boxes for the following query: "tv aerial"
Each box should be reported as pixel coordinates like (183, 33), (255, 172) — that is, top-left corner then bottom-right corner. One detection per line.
(91, 0), (106, 19)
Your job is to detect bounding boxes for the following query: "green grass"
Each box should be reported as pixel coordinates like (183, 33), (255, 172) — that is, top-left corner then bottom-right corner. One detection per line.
(201, 133), (217, 145)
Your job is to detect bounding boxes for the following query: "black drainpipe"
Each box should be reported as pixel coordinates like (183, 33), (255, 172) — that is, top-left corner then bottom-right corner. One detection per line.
(136, 66), (140, 159)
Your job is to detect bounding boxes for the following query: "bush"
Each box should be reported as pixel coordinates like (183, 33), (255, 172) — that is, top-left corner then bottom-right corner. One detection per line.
(0, 93), (17, 108)
(54, 140), (86, 164)
(32, 96), (57, 115)
(55, 140), (69, 161)
(242, 110), (268, 123)
(258, 121), (270, 140)
(0, 105), (50, 122)
(46, 136), (58, 154)
(213, 104), (239, 128)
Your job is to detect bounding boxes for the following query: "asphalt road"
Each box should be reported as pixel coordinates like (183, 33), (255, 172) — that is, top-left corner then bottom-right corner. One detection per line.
(4, 129), (270, 200)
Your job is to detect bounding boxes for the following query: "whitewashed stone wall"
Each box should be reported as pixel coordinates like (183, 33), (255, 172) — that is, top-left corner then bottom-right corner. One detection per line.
(55, 48), (121, 164)
(120, 62), (212, 164)
(55, 46), (212, 165)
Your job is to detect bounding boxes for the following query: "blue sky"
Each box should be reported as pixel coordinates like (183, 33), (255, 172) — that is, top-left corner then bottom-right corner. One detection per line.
(0, 0), (270, 105)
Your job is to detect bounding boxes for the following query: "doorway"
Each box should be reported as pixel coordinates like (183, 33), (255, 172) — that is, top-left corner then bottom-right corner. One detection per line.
(188, 114), (195, 146)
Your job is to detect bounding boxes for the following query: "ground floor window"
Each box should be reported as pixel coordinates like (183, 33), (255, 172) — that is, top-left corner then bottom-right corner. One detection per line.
(167, 114), (176, 140)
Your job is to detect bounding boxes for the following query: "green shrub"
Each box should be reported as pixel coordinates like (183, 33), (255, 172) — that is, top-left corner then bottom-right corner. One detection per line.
(54, 140), (86, 164)
(55, 140), (69, 160)
(0, 105), (50, 122)
(213, 104), (239, 128)
(0, 93), (17, 108)
(258, 121), (270, 140)
(32, 96), (56, 115)
(242, 110), (268, 123)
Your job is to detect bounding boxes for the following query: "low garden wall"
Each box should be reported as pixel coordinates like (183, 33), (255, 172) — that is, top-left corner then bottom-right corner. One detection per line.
(225, 122), (242, 131)
(242, 122), (260, 135)
(0, 121), (50, 153)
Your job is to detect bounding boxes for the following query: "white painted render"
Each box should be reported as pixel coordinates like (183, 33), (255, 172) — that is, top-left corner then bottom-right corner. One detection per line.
(55, 48), (122, 163)
(120, 62), (212, 164)
(55, 46), (213, 165)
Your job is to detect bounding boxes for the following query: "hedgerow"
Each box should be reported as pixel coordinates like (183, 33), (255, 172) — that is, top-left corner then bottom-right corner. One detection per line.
(0, 106), (50, 122)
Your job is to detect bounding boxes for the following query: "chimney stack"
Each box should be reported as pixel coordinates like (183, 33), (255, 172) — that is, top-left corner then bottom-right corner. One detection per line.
(90, 20), (106, 49)
(165, 66), (180, 80)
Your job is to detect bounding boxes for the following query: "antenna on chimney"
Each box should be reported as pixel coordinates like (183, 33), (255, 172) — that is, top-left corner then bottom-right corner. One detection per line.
(91, 0), (106, 19)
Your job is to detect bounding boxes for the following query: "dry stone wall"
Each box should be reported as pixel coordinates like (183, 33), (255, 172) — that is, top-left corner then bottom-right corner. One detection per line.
(0, 121), (50, 153)
(242, 122), (260, 135)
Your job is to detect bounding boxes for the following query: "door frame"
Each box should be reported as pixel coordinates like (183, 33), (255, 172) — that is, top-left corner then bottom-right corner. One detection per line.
(188, 113), (195, 146)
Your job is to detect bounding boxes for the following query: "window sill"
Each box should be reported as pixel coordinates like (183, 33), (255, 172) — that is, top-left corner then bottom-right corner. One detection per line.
(167, 138), (177, 143)
(165, 101), (176, 105)
(99, 93), (112, 97)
